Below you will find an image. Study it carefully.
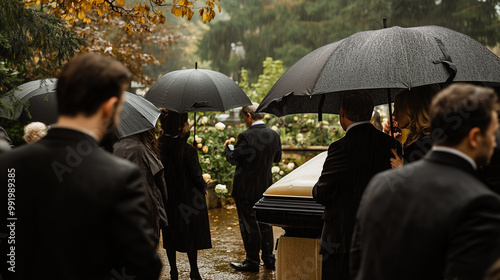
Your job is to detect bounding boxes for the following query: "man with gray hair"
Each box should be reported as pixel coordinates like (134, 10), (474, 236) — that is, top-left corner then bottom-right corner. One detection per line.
(351, 83), (500, 280)
(313, 91), (399, 280)
(224, 102), (282, 272)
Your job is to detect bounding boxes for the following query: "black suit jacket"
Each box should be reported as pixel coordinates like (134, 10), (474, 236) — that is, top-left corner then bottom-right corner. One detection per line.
(0, 128), (161, 280)
(225, 123), (281, 203)
(351, 150), (500, 280)
(312, 123), (398, 254)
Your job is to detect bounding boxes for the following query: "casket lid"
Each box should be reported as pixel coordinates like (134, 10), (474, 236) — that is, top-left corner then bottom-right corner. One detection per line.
(264, 151), (327, 198)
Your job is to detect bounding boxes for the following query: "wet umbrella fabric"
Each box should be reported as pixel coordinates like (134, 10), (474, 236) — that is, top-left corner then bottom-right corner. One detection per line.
(144, 68), (252, 113)
(0, 79), (160, 139)
(0, 79), (58, 123)
(258, 25), (500, 117)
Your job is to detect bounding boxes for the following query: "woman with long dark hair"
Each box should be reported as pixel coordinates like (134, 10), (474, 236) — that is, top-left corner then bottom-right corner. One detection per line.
(113, 129), (168, 245)
(159, 109), (211, 280)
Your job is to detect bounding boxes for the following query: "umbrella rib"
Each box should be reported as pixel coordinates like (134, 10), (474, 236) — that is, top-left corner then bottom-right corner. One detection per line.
(208, 70), (227, 111)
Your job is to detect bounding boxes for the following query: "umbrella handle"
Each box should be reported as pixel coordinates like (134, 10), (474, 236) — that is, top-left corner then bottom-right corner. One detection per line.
(387, 89), (396, 144)
(193, 111), (197, 147)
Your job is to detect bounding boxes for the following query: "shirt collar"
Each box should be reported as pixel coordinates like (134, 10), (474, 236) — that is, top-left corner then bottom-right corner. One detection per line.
(345, 121), (371, 133)
(432, 146), (477, 170)
(251, 120), (265, 126)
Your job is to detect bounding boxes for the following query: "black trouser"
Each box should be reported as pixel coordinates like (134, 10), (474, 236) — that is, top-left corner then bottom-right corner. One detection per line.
(234, 198), (275, 265)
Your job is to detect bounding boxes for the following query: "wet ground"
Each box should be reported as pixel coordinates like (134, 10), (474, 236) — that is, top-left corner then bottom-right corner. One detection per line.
(158, 205), (285, 280)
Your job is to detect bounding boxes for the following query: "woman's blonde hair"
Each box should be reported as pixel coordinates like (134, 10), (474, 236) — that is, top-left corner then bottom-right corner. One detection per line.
(23, 122), (47, 144)
(394, 85), (439, 146)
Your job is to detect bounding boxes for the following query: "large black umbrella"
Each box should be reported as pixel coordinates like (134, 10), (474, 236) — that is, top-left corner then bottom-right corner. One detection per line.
(257, 25), (500, 118)
(144, 66), (251, 113)
(0, 79), (160, 139)
(144, 64), (252, 141)
(0, 79), (58, 123)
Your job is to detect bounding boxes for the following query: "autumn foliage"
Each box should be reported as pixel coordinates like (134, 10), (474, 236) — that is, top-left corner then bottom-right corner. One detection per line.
(25, 0), (221, 29)
(19, 0), (221, 86)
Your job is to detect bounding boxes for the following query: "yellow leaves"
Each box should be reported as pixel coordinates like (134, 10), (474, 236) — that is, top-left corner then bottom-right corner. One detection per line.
(171, 6), (183, 17)
(116, 0), (125, 6)
(186, 9), (194, 20)
(124, 23), (132, 35)
(78, 10), (85, 19)
(97, 6), (105, 16)
(201, 10), (210, 23)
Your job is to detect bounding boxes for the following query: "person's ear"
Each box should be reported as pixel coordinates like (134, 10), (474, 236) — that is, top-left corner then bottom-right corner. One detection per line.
(468, 127), (482, 149)
(339, 107), (345, 118)
(101, 96), (119, 119)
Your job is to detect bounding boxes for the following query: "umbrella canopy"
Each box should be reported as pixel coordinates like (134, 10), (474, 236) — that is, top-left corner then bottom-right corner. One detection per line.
(258, 25), (500, 117)
(0, 79), (58, 122)
(0, 79), (160, 139)
(144, 68), (252, 113)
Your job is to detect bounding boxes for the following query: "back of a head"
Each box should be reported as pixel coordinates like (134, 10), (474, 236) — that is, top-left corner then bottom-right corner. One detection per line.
(242, 102), (265, 120)
(159, 108), (188, 136)
(56, 53), (132, 117)
(341, 91), (374, 122)
(395, 85), (439, 142)
(430, 83), (499, 146)
(24, 122), (48, 144)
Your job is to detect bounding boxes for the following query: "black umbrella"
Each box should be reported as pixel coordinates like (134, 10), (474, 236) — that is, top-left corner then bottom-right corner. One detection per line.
(144, 63), (252, 141)
(0, 79), (58, 123)
(144, 64), (251, 113)
(0, 79), (160, 139)
(257, 25), (500, 119)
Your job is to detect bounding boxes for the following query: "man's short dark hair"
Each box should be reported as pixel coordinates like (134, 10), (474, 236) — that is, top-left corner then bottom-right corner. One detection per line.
(56, 53), (132, 116)
(430, 83), (499, 146)
(340, 91), (374, 122)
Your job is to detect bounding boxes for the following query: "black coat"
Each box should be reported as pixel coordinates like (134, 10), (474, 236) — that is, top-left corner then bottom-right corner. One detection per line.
(402, 134), (433, 163)
(159, 135), (212, 252)
(312, 123), (399, 254)
(351, 150), (500, 280)
(113, 135), (168, 243)
(0, 128), (161, 280)
(225, 123), (282, 203)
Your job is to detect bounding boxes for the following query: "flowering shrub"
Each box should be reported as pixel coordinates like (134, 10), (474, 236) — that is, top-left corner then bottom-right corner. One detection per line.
(214, 184), (229, 199)
(190, 112), (245, 188)
(271, 157), (300, 183)
(266, 113), (345, 147)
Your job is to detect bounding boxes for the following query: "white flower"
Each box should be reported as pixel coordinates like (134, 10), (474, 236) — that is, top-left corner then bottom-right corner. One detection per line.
(271, 125), (279, 131)
(279, 171), (284, 175)
(296, 133), (304, 142)
(307, 119), (315, 124)
(215, 184), (228, 194)
(215, 122), (226, 130)
(201, 116), (209, 124)
(287, 162), (295, 170)
(293, 116), (299, 121)
(322, 121), (329, 126)
(271, 166), (280, 173)
(202, 173), (211, 182)
(195, 135), (203, 143)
